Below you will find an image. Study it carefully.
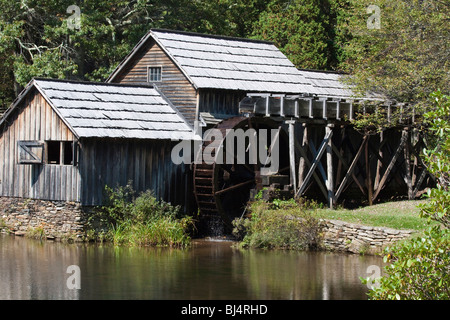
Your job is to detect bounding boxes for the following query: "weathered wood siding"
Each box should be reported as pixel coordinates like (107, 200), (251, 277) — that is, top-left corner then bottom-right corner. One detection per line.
(199, 89), (246, 116)
(78, 138), (194, 212)
(113, 40), (198, 125)
(0, 89), (81, 201)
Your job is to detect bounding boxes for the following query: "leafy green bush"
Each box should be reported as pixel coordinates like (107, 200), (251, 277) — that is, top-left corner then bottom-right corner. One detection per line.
(364, 227), (450, 300)
(419, 90), (450, 229)
(232, 200), (322, 250)
(88, 183), (192, 248)
(363, 91), (450, 300)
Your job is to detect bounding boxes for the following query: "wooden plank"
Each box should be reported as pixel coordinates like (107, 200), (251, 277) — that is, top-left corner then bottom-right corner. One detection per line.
(287, 120), (296, 190)
(296, 129), (333, 197)
(335, 135), (368, 201)
(331, 140), (366, 196)
(298, 124), (308, 186)
(309, 140), (328, 184)
(371, 130), (408, 202)
(365, 134), (373, 205)
(294, 126), (328, 199)
(413, 167), (428, 197)
(403, 128), (413, 199)
(326, 125), (334, 208)
(215, 179), (254, 196)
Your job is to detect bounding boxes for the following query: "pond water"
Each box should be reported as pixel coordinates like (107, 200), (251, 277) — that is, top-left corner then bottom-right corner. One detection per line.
(0, 234), (384, 300)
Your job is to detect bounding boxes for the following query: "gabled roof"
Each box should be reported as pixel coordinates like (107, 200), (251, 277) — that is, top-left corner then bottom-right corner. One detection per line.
(0, 78), (195, 140)
(107, 29), (317, 94)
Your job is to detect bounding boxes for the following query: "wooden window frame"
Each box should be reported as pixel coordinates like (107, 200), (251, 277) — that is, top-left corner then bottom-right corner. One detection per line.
(147, 66), (163, 82)
(45, 140), (78, 166)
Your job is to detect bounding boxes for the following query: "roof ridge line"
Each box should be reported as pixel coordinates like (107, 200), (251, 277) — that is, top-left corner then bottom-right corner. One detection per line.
(150, 28), (274, 45)
(33, 77), (156, 89)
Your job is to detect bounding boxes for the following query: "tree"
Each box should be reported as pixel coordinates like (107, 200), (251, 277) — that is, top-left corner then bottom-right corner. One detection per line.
(0, 0), (159, 112)
(0, 0), (258, 114)
(340, 0), (449, 109)
(252, 0), (342, 70)
(363, 91), (450, 300)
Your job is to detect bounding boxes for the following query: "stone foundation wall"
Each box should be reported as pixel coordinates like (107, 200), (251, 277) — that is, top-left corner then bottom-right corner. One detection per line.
(321, 219), (414, 254)
(0, 196), (415, 251)
(0, 197), (88, 241)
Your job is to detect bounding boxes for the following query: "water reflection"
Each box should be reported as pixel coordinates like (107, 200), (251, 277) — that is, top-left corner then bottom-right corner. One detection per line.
(0, 235), (384, 300)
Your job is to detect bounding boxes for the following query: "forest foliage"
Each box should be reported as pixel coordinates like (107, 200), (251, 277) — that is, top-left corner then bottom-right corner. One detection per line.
(1, 0), (447, 115)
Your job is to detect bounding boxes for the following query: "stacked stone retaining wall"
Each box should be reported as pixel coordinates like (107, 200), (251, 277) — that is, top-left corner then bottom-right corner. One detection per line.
(321, 219), (414, 254)
(0, 197), (87, 241)
(1, 196), (415, 252)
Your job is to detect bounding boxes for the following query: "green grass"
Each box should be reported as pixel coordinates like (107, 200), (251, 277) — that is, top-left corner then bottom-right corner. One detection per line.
(109, 216), (193, 248)
(314, 200), (436, 232)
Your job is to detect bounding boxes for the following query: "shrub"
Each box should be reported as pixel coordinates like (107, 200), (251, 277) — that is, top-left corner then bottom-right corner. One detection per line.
(363, 91), (450, 300)
(88, 183), (192, 248)
(232, 200), (322, 250)
(364, 227), (450, 300)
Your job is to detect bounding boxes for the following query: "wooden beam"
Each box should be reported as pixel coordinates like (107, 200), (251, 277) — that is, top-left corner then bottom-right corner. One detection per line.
(309, 140), (328, 184)
(326, 125), (334, 208)
(296, 129), (333, 197)
(215, 179), (254, 196)
(336, 100), (341, 120)
(331, 140), (366, 197)
(294, 125), (328, 199)
(286, 120), (297, 190)
(403, 128), (413, 199)
(371, 130), (408, 202)
(374, 130), (383, 191)
(365, 135), (373, 205)
(368, 135), (404, 187)
(298, 123), (308, 186)
(335, 135), (368, 201)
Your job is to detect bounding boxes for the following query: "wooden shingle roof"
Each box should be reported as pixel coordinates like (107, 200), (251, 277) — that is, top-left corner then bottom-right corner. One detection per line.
(108, 29), (317, 94)
(298, 69), (384, 100)
(1, 78), (195, 140)
(107, 29), (388, 101)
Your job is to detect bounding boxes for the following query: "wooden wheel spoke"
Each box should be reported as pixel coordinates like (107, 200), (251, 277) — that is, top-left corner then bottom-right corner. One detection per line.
(214, 178), (255, 196)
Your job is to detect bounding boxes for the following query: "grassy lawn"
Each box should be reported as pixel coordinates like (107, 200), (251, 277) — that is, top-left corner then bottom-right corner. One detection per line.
(313, 199), (436, 232)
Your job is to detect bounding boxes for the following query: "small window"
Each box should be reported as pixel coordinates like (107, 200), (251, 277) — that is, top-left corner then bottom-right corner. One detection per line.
(47, 141), (61, 164)
(46, 141), (74, 165)
(18, 141), (44, 164)
(148, 66), (162, 82)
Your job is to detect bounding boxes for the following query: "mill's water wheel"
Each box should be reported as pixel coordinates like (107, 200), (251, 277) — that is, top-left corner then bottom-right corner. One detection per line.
(193, 116), (290, 234)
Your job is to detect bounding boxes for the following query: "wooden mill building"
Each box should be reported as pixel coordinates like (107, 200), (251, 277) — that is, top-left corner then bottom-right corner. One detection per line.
(0, 29), (433, 229)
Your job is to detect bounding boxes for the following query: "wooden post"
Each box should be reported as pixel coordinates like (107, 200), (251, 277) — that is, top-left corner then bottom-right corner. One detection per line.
(326, 124), (334, 208)
(371, 130), (408, 202)
(335, 135), (368, 201)
(365, 135), (373, 206)
(298, 123), (308, 186)
(403, 127), (413, 199)
(294, 125), (329, 200)
(286, 120), (297, 191)
(296, 128), (333, 198)
(374, 130), (383, 191)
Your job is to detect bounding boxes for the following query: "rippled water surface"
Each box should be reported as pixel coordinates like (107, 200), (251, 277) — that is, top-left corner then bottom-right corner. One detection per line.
(0, 234), (384, 300)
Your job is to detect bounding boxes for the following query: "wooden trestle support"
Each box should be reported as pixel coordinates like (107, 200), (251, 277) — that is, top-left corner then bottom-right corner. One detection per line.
(193, 94), (434, 231)
(293, 123), (433, 209)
